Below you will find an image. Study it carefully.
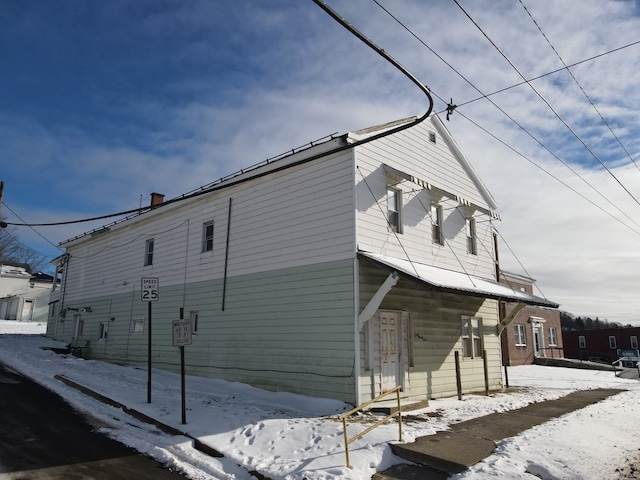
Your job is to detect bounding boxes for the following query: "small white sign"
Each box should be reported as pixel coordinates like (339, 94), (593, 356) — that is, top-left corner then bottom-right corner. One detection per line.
(172, 319), (192, 347)
(141, 277), (159, 302)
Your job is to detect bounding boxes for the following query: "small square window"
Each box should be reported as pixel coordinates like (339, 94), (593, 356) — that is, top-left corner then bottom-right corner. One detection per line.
(429, 131), (436, 144)
(202, 221), (214, 253)
(144, 239), (154, 266)
(131, 318), (145, 334)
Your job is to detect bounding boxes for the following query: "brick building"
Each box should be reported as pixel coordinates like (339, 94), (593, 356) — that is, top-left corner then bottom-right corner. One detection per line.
(500, 272), (563, 366)
(563, 327), (640, 365)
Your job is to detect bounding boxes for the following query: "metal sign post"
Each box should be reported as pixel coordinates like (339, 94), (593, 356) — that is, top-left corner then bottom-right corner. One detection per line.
(172, 317), (192, 424)
(141, 277), (159, 403)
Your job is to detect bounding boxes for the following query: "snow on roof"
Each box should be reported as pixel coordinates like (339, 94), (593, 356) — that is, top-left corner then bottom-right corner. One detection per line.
(359, 251), (558, 308)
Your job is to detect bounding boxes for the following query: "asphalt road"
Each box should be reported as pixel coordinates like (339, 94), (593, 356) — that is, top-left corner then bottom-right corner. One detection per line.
(0, 363), (186, 480)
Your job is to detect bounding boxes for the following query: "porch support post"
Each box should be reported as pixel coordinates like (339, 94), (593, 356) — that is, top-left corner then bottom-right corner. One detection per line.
(358, 271), (399, 331)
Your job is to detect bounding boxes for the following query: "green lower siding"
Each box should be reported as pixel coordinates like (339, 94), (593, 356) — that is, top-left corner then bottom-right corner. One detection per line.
(358, 261), (502, 404)
(49, 259), (357, 403)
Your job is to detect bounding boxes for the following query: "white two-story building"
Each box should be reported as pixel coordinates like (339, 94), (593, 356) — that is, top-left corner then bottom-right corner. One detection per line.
(47, 114), (556, 405)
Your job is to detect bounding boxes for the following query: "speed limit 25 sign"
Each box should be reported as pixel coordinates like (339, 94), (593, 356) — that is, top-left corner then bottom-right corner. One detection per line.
(141, 277), (159, 302)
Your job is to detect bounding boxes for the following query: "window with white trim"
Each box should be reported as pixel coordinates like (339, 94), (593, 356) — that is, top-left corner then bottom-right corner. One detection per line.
(431, 203), (443, 245)
(631, 336), (638, 350)
(548, 326), (558, 346)
(514, 324), (527, 346)
(579, 335), (586, 348)
(609, 336), (617, 349)
(202, 221), (214, 252)
(461, 316), (483, 358)
(387, 188), (402, 233)
(131, 318), (144, 334)
(98, 321), (108, 341)
(466, 217), (477, 255)
(144, 239), (154, 266)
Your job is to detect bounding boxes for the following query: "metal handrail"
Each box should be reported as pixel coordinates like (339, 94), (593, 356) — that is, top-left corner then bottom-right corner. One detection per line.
(339, 386), (403, 469)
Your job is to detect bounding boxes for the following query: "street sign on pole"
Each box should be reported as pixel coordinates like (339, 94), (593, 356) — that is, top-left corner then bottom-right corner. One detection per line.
(172, 319), (192, 346)
(141, 277), (159, 302)
(141, 277), (159, 404)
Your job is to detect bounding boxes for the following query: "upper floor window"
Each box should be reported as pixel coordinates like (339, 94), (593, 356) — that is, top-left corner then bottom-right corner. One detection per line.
(387, 188), (402, 233)
(609, 336), (617, 349)
(466, 217), (477, 255)
(431, 203), (444, 245)
(579, 335), (586, 348)
(461, 316), (483, 358)
(631, 336), (638, 350)
(514, 324), (526, 346)
(548, 326), (558, 346)
(202, 221), (214, 252)
(144, 239), (154, 266)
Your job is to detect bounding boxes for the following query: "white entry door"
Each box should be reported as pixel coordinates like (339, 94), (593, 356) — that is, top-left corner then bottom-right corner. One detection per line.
(533, 325), (544, 357)
(380, 311), (400, 392)
(21, 299), (34, 321)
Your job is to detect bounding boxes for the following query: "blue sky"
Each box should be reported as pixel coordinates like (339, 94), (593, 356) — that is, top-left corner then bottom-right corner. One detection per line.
(2, 0), (640, 324)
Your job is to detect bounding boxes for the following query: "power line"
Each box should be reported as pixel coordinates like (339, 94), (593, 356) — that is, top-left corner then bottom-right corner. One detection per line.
(453, 0), (640, 207)
(2, 203), (63, 252)
(517, 0), (640, 173)
(371, 0), (640, 234)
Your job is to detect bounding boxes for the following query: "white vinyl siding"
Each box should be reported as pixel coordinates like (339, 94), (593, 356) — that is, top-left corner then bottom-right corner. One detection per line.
(355, 117), (496, 278)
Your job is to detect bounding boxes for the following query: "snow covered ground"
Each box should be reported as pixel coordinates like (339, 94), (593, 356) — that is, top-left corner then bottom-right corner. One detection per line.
(0, 320), (639, 480)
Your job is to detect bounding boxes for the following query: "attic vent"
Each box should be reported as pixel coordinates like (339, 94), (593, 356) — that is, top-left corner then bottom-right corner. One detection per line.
(429, 132), (436, 144)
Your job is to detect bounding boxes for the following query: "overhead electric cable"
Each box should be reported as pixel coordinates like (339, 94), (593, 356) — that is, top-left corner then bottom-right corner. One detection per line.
(2, 203), (63, 251)
(454, 0), (640, 207)
(518, 0), (640, 172)
(371, 0), (640, 233)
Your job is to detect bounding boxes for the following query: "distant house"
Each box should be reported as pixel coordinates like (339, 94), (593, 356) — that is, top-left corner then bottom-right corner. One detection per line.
(0, 263), (54, 322)
(563, 327), (640, 365)
(47, 114), (557, 405)
(498, 271), (563, 366)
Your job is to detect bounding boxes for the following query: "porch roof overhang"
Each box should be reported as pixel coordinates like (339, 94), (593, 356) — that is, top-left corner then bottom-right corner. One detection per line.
(358, 251), (559, 308)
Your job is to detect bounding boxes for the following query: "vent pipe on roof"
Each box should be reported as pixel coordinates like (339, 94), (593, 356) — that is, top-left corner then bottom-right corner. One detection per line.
(150, 192), (164, 209)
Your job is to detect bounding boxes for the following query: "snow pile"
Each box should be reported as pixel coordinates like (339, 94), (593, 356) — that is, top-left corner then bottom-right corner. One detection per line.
(0, 320), (638, 480)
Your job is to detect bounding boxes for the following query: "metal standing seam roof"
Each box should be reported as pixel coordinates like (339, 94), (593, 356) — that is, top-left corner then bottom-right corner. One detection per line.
(359, 251), (559, 308)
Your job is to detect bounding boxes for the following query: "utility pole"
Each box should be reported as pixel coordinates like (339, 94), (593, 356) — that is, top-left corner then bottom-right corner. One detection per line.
(0, 181), (4, 211)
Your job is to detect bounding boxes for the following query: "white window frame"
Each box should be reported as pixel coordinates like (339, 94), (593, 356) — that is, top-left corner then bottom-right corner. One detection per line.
(579, 335), (586, 348)
(144, 238), (154, 266)
(609, 336), (617, 349)
(190, 311), (199, 335)
(98, 321), (108, 341)
(631, 336), (638, 350)
(431, 203), (444, 245)
(461, 316), (483, 358)
(202, 221), (214, 253)
(548, 326), (558, 346)
(387, 188), (402, 233)
(514, 324), (527, 346)
(466, 217), (477, 255)
(131, 317), (145, 334)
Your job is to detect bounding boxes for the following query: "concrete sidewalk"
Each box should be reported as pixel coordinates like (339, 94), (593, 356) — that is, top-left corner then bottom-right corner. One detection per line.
(373, 388), (625, 480)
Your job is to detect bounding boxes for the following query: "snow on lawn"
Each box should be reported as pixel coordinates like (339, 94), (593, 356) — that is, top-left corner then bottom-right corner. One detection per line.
(1, 320), (639, 480)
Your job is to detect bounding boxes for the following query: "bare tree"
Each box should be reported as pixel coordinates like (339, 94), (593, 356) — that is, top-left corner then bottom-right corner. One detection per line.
(0, 213), (50, 272)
